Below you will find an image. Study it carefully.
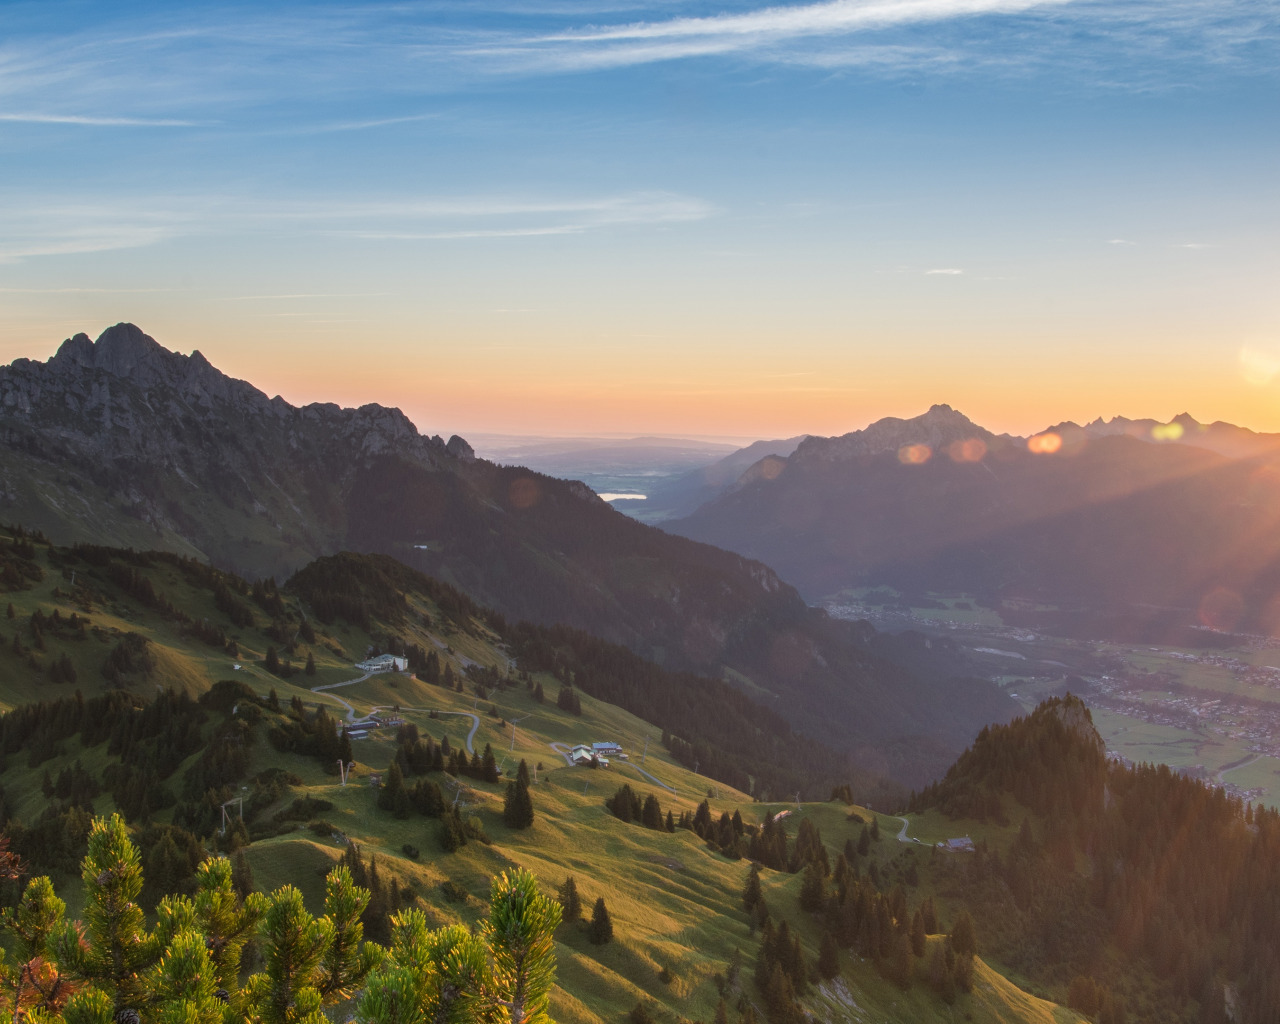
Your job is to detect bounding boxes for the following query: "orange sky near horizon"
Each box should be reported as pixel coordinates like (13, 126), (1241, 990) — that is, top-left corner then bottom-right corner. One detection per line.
(21, 314), (1265, 443)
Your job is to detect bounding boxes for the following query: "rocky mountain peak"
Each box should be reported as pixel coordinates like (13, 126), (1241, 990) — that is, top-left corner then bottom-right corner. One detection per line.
(792, 404), (996, 464)
(51, 322), (187, 379)
(446, 435), (476, 461)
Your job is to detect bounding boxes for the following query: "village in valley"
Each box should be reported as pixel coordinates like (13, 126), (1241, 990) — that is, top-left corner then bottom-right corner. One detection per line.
(828, 592), (1280, 809)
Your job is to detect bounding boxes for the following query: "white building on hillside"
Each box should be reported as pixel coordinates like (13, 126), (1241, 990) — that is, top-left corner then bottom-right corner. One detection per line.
(356, 654), (408, 673)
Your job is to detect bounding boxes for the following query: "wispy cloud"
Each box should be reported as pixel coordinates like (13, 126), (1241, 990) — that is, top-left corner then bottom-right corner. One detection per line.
(0, 0), (1273, 129)
(0, 190), (714, 263)
(926, 267), (964, 274)
(0, 112), (202, 126)
(296, 113), (438, 134)
(468, 0), (1074, 72)
(1107, 238), (1137, 245)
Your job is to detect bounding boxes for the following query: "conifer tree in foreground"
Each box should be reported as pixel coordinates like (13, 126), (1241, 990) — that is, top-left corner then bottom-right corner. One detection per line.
(0, 815), (563, 1024)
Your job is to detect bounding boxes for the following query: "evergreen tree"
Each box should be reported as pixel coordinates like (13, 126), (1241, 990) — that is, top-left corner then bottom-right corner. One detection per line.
(485, 867), (562, 1023)
(950, 911), (977, 960)
(377, 761), (411, 820)
(798, 861), (826, 913)
(910, 909), (927, 957)
(818, 929), (840, 980)
(1, 875), (69, 1019)
(481, 744), (499, 784)
(921, 896), (938, 935)
(53, 814), (159, 1012)
(742, 864), (763, 913)
(503, 775), (535, 830)
(191, 856), (265, 989)
(317, 865), (384, 1001)
(589, 898), (613, 945)
(558, 876), (582, 923)
(305, 652), (316, 677)
(231, 850), (255, 901)
(241, 886), (332, 1024)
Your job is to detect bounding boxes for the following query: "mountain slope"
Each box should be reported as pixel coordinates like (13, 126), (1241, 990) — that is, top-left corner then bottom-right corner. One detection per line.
(669, 404), (1280, 639)
(908, 695), (1280, 1024)
(0, 331), (1016, 780)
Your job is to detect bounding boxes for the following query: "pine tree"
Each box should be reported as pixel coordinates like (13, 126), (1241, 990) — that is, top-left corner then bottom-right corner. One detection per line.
(742, 864), (763, 913)
(818, 929), (840, 980)
(305, 651), (316, 677)
(910, 909), (927, 957)
(53, 814), (160, 1012)
(191, 856), (265, 989)
(799, 861), (826, 912)
(558, 876), (582, 923)
(921, 895), (938, 935)
(317, 864), (384, 1001)
(485, 867), (562, 1023)
(145, 928), (223, 1024)
(482, 744), (499, 783)
(2, 875), (69, 1019)
(589, 897), (613, 944)
(950, 911), (977, 960)
(503, 761), (535, 830)
(242, 885), (331, 1024)
(378, 761), (411, 820)
(264, 646), (280, 675)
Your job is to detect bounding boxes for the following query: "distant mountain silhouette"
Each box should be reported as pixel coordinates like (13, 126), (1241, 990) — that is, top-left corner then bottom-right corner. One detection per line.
(0, 326), (1015, 781)
(668, 406), (1280, 640)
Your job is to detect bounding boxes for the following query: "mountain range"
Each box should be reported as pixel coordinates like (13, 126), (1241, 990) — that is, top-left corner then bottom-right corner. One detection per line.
(0, 325), (1014, 784)
(669, 403), (1280, 640)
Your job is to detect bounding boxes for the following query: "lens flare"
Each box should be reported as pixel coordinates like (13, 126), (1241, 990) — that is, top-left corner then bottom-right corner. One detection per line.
(948, 438), (987, 463)
(1151, 421), (1185, 441)
(1240, 346), (1280, 386)
(758, 456), (785, 480)
(508, 477), (541, 509)
(1027, 432), (1062, 454)
(898, 443), (932, 465)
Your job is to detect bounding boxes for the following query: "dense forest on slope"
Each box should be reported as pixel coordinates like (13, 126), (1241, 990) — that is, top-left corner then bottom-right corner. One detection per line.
(912, 696), (1280, 1024)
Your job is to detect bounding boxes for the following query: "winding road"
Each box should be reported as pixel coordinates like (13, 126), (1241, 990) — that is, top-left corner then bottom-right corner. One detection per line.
(308, 673), (481, 754)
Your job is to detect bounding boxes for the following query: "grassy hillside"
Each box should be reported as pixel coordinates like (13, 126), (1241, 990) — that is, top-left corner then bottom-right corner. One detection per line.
(0, 529), (1080, 1024)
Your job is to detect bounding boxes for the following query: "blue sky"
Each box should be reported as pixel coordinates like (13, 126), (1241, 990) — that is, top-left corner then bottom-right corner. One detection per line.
(0, 0), (1277, 438)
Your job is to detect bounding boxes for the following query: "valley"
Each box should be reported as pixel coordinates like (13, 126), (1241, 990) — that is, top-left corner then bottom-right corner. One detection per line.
(827, 588), (1280, 808)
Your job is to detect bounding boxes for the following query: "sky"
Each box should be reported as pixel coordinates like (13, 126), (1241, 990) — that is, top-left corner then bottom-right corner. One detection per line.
(0, 0), (1277, 440)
